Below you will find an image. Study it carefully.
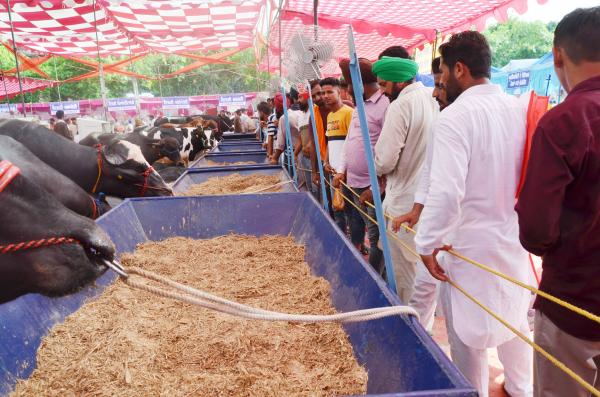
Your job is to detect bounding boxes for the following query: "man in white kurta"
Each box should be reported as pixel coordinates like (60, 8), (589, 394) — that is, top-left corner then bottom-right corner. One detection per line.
(415, 31), (532, 397)
(372, 53), (439, 303)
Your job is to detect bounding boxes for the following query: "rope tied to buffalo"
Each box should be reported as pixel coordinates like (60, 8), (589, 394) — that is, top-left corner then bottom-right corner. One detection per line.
(121, 266), (419, 323)
(0, 237), (79, 254)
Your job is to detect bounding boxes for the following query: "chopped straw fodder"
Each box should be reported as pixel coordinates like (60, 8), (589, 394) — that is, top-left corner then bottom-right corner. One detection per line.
(204, 160), (257, 167)
(12, 235), (368, 397)
(181, 173), (282, 196)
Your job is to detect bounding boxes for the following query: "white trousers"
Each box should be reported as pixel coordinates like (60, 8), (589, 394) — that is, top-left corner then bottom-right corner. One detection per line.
(441, 283), (533, 397)
(387, 224), (417, 304)
(409, 261), (440, 333)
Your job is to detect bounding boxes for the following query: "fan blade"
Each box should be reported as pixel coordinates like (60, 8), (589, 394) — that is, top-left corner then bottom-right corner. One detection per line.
(289, 33), (312, 57)
(312, 41), (335, 62)
(301, 62), (321, 81)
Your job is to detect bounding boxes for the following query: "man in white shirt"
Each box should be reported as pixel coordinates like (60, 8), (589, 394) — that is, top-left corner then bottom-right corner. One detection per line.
(414, 31), (532, 397)
(392, 56), (451, 333)
(371, 46), (439, 304)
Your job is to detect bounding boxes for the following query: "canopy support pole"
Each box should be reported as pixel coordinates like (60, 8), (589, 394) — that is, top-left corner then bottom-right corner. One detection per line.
(92, 0), (108, 121)
(52, 57), (62, 103)
(347, 26), (397, 294)
(127, 36), (141, 115)
(278, 0), (283, 78)
(0, 71), (9, 105)
(6, 0), (26, 116)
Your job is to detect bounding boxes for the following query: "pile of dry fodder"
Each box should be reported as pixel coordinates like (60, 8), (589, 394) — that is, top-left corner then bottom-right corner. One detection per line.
(181, 173), (283, 196)
(204, 160), (257, 167)
(12, 235), (368, 397)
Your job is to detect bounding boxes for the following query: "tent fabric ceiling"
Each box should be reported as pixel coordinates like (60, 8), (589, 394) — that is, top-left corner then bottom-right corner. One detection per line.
(0, 75), (54, 98)
(264, 0), (549, 73)
(0, 0), (264, 56)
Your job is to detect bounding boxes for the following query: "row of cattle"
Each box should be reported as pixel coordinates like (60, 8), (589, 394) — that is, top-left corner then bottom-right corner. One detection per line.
(0, 115), (225, 304)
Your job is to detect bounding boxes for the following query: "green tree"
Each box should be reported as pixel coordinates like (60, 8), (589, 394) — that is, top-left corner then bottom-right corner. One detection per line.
(484, 18), (554, 68)
(0, 46), (268, 103)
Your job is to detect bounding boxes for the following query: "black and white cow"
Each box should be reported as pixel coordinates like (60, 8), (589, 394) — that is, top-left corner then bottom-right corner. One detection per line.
(80, 131), (182, 166)
(144, 121), (212, 164)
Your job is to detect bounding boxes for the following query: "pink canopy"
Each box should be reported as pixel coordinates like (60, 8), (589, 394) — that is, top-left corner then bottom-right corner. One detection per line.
(263, 0), (549, 73)
(0, 75), (54, 98)
(0, 0), (265, 56)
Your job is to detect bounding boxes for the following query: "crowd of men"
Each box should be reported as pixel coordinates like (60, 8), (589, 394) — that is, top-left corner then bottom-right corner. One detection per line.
(255, 7), (599, 397)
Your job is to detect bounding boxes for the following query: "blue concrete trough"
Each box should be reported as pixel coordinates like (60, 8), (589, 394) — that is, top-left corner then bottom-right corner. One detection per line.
(190, 152), (269, 168)
(0, 194), (476, 396)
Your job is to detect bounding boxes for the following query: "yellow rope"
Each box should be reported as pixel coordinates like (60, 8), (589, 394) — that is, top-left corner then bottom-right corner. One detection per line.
(336, 179), (600, 327)
(314, 175), (600, 396)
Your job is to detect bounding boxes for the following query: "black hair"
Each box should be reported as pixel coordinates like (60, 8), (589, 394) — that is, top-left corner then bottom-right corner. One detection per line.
(340, 78), (349, 89)
(309, 79), (321, 89)
(431, 57), (442, 74)
(289, 86), (299, 101)
(379, 45), (410, 60)
(319, 77), (341, 87)
(554, 7), (600, 64)
(257, 101), (271, 114)
(439, 31), (491, 79)
(55, 110), (64, 119)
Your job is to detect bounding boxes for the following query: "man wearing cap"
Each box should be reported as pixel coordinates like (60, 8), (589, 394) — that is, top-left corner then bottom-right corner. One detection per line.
(333, 58), (390, 275)
(371, 47), (439, 303)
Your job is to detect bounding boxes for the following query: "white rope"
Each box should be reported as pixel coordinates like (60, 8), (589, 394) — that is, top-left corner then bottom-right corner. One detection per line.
(123, 267), (419, 323)
(245, 179), (293, 194)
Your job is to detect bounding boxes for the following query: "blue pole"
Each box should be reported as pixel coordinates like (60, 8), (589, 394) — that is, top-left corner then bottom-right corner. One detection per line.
(281, 85), (298, 184)
(346, 27), (397, 293)
(307, 84), (329, 210)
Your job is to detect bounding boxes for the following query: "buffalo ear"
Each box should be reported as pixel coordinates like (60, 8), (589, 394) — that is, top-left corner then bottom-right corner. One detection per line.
(102, 142), (128, 165)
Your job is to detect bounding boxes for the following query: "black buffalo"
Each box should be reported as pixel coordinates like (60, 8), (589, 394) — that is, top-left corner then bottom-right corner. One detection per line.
(0, 158), (115, 303)
(0, 136), (110, 218)
(0, 119), (172, 198)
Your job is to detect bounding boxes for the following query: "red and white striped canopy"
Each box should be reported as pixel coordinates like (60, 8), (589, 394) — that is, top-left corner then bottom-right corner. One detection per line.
(263, 0), (549, 74)
(0, 0), (265, 56)
(0, 75), (54, 98)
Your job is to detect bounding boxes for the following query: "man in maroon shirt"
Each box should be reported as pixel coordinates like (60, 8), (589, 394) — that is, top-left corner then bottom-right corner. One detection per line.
(515, 7), (600, 397)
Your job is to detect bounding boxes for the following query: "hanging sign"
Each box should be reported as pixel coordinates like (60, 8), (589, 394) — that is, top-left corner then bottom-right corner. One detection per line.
(0, 104), (17, 113)
(161, 96), (190, 109)
(508, 71), (530, 89)
(218, 94), (246, 107)
(107, 98), (137, 112)
(50, 101), (80, 115)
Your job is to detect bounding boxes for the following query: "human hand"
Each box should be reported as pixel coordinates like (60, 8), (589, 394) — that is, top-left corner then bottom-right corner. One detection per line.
(359, 188), (373, 205)
(323, 162), (334, 175)
(391, 203), (424, 232)
(420, 245), (452, 282)
(312, 172), (320, 186)
(332, 173), (345, 189)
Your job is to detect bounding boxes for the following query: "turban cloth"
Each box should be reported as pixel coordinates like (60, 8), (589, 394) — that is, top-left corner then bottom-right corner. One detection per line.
(372, 56), (419, 83)
(339, 58), (378, 85)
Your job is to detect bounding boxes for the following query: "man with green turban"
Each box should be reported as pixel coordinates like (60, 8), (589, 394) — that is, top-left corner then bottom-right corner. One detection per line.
(368, 45), (439, 304)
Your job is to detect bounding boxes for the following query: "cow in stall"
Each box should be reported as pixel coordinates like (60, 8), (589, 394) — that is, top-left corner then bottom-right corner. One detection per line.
(0, 158), (115, 303)
(79, 131), (183, 166)
(0, 136), (110, 218)
(0, 119), (173, 198)
(145, 117), (216, 164)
